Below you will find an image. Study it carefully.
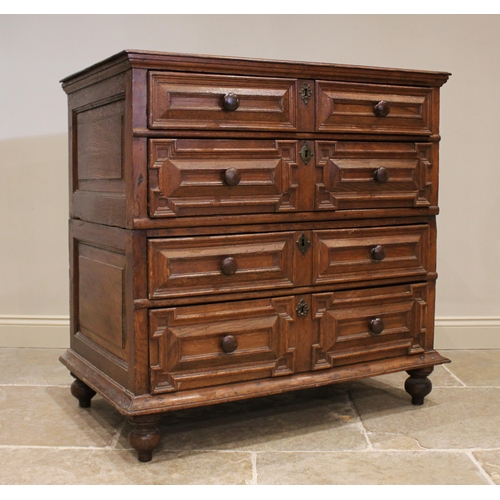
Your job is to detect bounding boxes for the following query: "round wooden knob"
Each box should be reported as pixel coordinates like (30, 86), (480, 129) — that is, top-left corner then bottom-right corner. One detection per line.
(374, 100), (391, 117)
(222, 93), (240, 111)
(221, 256), (238, 275)
(373, 167), (389, 183)
(221, 335), (238, 354)
(223, 168), (241, 186)
(369, 318), (385, 334)
(371, 245), (386, 261)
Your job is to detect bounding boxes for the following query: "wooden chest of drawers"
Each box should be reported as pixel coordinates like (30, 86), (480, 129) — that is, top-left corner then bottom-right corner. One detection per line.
(60, 51), (450, 462)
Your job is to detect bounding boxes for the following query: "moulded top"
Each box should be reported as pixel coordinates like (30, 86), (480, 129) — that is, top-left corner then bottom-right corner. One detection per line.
(60, 49), (451, 90)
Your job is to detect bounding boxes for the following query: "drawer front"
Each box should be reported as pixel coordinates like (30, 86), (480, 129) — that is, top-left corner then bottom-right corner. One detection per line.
(148, 231), (307, 299)
(312, 224), (431, 285)
(149, 139), (305, 218)
(312, 283), (432, 370)
(316, 81), (433, 135)
(149, 297), (298, 393)
(149, 72), (298, 131)
(315, 141), (436, 210)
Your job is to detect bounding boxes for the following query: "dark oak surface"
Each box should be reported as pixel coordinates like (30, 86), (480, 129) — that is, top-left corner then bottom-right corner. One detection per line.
(61, 50), (449, 462)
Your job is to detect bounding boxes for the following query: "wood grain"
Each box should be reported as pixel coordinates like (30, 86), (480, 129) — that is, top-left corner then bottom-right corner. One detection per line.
(61, 51), (449, 461)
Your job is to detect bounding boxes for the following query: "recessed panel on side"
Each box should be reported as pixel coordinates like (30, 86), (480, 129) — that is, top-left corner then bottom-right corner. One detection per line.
(77, 243), (126, 361)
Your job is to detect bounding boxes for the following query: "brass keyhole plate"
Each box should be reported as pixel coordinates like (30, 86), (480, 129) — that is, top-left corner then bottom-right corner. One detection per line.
(296, 233), (311, 255)
(296, 299), (309, 318)
(300, 143), (313, 164)
(299, 82), (312, 105)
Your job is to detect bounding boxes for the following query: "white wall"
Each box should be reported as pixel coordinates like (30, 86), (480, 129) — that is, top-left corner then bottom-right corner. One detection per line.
(1, 14), (499, 348)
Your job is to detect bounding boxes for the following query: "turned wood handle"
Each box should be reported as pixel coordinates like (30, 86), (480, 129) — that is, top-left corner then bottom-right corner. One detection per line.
(369, 318), (385, 334)
(222, 93), (240, 111)
(221, 335), (238, 354)
(374, 100), (391, 117)
(373, 167), (389, 183)
(371, 244), (387, 261)
(224, 168), (241, 186)
(221, 256), (238, 275)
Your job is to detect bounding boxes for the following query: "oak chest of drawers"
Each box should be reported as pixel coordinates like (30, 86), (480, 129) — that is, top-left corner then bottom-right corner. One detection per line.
(60, 51), (450, 462)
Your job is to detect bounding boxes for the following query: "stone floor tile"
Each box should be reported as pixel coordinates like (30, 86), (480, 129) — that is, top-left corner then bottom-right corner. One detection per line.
(0, 447), (253, 485)
(256, 451), (489, 484)
(440, 350), (500, 386)
(0, 386), (122, 447)
(2, 348), (498, 485)
(0, 348), (69, 386)
(349, 382), (500, 450)
(160, 386), (369, 452)
(366, 432), (426, 450)
(116, 386), (368, 453)
(473, 451), (500, 485)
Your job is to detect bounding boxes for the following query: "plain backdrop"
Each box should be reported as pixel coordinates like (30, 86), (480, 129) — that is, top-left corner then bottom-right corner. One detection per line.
(1, 14), (499, 347)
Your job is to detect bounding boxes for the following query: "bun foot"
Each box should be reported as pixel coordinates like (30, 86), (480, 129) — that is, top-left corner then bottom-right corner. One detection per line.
(70, 374), (96, 408)
(129, 414), (162, 462)
(405, 366), (434, 405)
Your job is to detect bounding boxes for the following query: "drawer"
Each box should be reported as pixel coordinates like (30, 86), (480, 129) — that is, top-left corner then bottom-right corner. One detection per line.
(316, 81), (433, 135)
(313, 224), (432, 285)
(315, 141), (437, 210)
(312, 282), (432, 370)
(149, 296), (298, 393)
(148, 231), (307, 299)
(149, 138), (306, 218)
(149, 72), (298, 131)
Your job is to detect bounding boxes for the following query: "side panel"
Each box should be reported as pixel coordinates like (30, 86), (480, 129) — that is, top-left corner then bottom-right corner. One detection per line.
(68, 71), (131, 227)
(69, 220), (146, 392)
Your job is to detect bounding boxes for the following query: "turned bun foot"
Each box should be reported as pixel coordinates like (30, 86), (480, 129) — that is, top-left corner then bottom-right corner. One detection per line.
(70, 374), (96, 408)
(129, 414), (162, 462)
(405, 367), (434, 405)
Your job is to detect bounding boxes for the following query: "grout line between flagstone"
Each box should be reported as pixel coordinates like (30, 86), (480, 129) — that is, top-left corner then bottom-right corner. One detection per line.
(2, 443), (500, 455)
(249, 452), (258, 485)
(1, 347), (500, 484)
(465, 450), (496, 485)
(108, 420), (127, 450)
(346, 389), (373, 450)
(441, 363), (468, 386)
(0, 383), (71, 387)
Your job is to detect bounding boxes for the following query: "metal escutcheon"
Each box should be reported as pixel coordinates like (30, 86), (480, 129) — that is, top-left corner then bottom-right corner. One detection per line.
(296, 299), (309, 318)
(296, 233), (311, 256)
(300, 143), (313, 164)
(299, 82), (313, 105)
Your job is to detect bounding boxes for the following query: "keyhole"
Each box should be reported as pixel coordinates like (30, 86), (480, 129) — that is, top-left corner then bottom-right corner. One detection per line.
(296, 233), (310, 255)
(300, 144), (313, 164)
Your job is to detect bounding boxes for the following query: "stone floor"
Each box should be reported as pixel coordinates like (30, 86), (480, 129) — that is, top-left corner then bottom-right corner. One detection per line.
(0, 348), (499, 485)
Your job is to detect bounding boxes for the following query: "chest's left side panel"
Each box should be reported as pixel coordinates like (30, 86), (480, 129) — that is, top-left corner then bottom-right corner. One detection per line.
(67, 220), (149, 397)
(66, 67), (148, 229)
